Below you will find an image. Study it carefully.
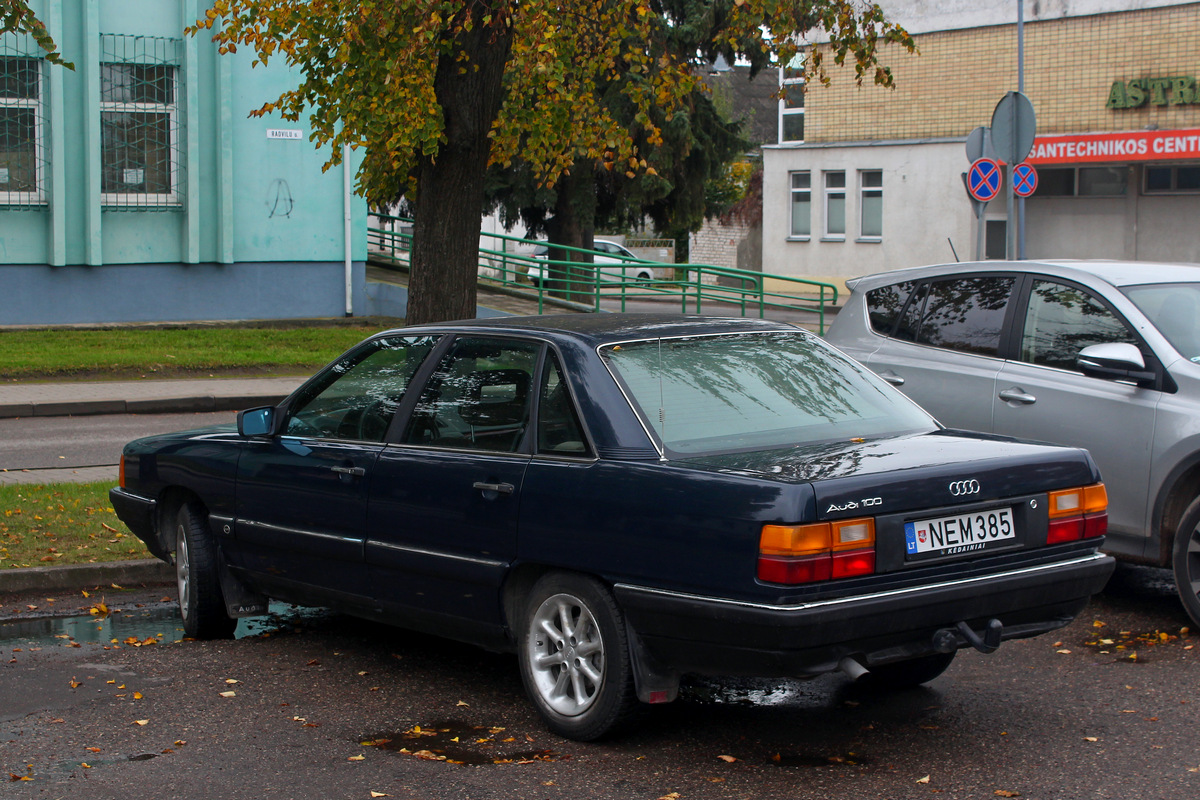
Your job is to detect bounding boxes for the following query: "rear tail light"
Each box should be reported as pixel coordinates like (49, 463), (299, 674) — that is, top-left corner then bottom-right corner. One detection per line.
(1047, 483), (1107, 544)
(119, 455), (126, 488)
(758, 518), (875, 585)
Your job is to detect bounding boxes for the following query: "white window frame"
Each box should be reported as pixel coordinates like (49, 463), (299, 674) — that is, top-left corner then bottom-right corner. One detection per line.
(778, 68), (804, 144)
(0, 56), (46, 206)
(100, 62), (180, 207)
(823, 170), (846, 240)
(788, 171), (811, 239)
(858, 169), (883, 241)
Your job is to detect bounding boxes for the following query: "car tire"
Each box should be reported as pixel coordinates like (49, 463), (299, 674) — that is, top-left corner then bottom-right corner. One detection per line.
(860, 651), (956, 689)
(174, 501), (236, 640)
(518, 573), (639, 741)
(1171, 495), (1200, 628)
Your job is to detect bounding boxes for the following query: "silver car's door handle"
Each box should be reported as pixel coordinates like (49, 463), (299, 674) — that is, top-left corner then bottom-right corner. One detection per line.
(473, 481), (515, 495)
(998, 388), (1037, 405)
(878, 370), (905, 387)
(331, 465), (366, 477)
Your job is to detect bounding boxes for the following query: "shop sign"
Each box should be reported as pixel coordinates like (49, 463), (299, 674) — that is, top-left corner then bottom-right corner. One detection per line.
(1107, 78), (1197, 108)
(1026, 129), (1200, 164)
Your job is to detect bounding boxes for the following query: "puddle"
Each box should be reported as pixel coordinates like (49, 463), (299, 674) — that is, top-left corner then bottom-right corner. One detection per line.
(0, 602), (323, 650)
(358, 720), (563, 766)
(679, 675), (839, 708)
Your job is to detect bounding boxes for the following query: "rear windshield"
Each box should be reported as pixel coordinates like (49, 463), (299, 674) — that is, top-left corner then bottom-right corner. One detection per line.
(600, 331), (935, 457)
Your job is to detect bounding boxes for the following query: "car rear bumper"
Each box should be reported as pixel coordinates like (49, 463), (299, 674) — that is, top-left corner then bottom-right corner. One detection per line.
(614, 552), (1114, 677)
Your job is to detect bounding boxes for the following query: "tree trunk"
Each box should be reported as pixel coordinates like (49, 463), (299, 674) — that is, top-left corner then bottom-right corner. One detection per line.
(546, 162), (597, 304)
(406, 4), (513, 325)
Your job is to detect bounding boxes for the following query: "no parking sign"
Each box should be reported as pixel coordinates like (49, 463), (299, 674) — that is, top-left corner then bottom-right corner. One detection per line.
(967, 158), (1003, 203)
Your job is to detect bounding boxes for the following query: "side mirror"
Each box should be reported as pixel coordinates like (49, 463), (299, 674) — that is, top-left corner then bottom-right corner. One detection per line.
(1077, 343), (1156, 386)
(238, 406), (275, 437)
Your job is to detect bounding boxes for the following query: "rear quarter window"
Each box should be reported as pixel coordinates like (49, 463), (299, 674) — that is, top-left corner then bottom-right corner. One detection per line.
(865, 281), (916, 335)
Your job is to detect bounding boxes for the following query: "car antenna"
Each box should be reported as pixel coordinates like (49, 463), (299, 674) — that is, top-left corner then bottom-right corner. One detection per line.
(948, 238), (960, 263)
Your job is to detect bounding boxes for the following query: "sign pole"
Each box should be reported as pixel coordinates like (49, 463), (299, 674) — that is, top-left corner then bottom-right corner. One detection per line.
(1017, 0), (1026, 259)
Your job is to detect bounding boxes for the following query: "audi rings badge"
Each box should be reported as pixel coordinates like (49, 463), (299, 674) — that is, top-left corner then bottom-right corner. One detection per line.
(949, 479), (981, 497)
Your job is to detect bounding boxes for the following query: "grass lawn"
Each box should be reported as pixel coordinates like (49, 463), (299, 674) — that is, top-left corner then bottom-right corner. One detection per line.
(0, 481), (150, 569)
(0, 325), (385, 381)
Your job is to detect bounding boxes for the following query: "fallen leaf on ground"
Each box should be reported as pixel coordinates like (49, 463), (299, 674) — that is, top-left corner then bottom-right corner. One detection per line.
(717, 755), (737, 763)
(134, 720), (148, 726)
(917, 775), (931, 784)
(219, 691), (236, 698)
(347, 755), (365, 762)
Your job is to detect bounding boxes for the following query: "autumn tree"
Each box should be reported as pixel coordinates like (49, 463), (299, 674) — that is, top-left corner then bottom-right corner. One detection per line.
(197, 1), (912, 324)
(2, 1), (71, 66)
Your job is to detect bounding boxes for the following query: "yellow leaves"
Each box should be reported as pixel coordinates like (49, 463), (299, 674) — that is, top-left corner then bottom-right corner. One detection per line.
(916, 775), (931, 784)
(717, 755), (737, 763)
(133, 719), (149, 726)
(219, 691), (237, 698)
(133, 692), (143, 700)
(995, 791), (1021, 798)
(347, 754), (366, 761)
(89, 600), (109, 617)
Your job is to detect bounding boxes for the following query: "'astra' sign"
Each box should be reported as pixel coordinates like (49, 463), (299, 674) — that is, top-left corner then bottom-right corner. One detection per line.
(1107, 77), (1199, 109)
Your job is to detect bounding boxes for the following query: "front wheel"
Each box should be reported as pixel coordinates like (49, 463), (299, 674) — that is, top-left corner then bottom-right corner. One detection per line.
(175, 501), (236, 639)
(517, 574), (639, 741)
(1172, 496), (1200, 628)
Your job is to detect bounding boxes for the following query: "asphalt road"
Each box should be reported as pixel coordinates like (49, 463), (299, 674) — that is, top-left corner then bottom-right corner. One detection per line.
(1, 564), (1196, 800)
(0, 411), (237, 472)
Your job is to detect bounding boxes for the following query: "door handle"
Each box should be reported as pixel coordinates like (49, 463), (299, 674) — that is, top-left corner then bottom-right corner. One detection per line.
(473, 481), (515, 495)
(331, 465), (366, 477)
(878, 370), (905, 387)
(998, 388), (1037, 405)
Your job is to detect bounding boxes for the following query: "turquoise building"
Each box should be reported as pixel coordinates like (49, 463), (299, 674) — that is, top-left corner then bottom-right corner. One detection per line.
(1, 1), (368, 325)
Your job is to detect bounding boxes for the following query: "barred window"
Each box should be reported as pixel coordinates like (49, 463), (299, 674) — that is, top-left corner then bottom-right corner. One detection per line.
(0, 55), (46, 206)
(100, 35), (182, 208)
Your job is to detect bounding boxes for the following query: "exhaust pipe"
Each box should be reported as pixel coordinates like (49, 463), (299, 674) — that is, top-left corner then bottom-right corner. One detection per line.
(838, 656), (869, 680)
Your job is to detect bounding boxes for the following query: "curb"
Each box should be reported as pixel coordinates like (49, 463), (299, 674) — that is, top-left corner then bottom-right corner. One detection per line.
(0, 559), (174, 595)
(0, 392), (290, 420)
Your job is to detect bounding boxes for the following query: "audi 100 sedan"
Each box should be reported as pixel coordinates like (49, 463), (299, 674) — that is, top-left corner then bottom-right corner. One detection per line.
(111, 314), (1114, 740)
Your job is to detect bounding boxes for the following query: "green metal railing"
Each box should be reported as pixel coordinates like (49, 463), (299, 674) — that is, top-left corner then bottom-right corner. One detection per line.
(367, 212), (838, 333)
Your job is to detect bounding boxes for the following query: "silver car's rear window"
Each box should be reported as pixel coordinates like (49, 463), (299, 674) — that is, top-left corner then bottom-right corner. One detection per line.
(600, 331), (935, 456)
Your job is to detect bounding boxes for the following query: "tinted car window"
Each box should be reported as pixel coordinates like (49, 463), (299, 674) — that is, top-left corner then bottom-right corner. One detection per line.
(865, 280), (916, 335)
(536, 352), (590, 455)
(285, 336), (439, 442)
(1019, 280), (1136, 371)
(911, 276), (1015, 356)
(403, 337), (540, 453)
(893, 281), (929, 343)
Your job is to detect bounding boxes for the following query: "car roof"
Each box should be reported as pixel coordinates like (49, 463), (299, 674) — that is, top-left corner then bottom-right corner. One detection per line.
(845, 259), (1200, 291)
(377, 313), (800, 347)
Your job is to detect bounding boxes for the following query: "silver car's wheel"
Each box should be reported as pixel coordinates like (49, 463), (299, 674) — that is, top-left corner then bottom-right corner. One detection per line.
(518, 574), (639, 740)
(1172, 496), (1200, 628)
(175, 502), (236, 639)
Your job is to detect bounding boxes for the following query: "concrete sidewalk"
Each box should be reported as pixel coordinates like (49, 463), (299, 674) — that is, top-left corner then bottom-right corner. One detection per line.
(0, 375), (304, 419)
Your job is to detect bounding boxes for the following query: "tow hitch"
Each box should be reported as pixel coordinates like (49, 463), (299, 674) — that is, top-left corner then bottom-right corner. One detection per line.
(933, 619), (1004, 654)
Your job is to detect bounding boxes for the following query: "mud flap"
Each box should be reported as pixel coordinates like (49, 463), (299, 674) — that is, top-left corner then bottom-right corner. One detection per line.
(626, 623), (680, 704)
(218, 554), (269, 618)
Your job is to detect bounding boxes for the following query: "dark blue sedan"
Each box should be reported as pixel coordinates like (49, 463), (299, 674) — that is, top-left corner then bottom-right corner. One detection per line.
(111, 315), (1114, 740)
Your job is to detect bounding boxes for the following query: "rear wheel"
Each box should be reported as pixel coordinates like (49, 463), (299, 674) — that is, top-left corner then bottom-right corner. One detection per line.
(175, 501), (236, 640)
(1171, 496), (1200, 628)
(860, 651), (957, 690)
(518, 573), (639, 741)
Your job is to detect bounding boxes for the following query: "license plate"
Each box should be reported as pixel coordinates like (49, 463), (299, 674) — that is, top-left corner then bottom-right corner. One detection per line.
(905, 506), (1016, 558)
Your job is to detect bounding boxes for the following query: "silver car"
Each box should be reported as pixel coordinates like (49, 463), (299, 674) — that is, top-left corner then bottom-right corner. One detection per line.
(826, 260), (1200, 626)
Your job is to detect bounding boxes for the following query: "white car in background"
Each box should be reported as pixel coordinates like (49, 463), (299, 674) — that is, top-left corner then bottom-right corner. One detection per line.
(527, 240), (657, 286)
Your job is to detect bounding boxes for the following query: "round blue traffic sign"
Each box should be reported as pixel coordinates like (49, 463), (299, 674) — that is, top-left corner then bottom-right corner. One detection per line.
(967, 158), (1003, 202)
(1012, 162), (1038, 197)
